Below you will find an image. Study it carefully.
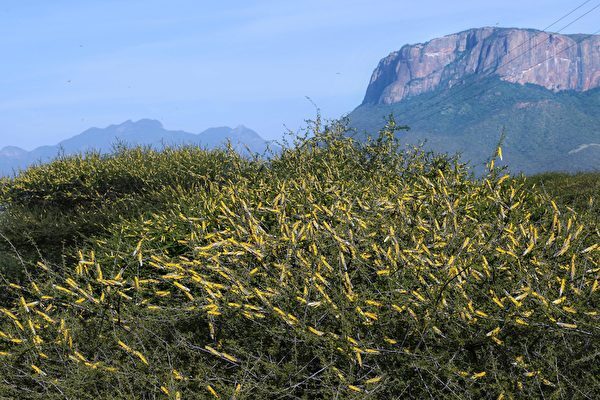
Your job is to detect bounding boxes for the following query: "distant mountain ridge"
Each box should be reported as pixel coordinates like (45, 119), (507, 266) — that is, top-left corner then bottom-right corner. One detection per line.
(363, 27), (600, 105)
(350, 27), (600, 175)
(0, 119), (275, 177)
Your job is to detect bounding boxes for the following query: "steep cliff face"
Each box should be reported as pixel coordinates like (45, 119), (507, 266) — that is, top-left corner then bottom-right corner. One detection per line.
(363, 27), (600, 105)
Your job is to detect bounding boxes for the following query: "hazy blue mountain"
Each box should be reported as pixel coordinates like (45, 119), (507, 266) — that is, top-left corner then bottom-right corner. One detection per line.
(349, 27), (600, 175)
(0, 146), (28, 158)
(0, 119), (276, 177)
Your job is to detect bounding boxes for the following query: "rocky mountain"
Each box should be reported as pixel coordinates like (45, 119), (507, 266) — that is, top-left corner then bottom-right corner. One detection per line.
(0, 120), (276, 177)
(351, 27), (600, 175)
(363, 27), (600, 105)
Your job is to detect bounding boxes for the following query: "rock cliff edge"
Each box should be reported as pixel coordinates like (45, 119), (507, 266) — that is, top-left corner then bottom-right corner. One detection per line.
(363, 27), (600, 105)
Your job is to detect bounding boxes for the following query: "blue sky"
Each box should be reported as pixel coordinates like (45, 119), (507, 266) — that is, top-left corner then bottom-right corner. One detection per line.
(1, 0), (598, 149)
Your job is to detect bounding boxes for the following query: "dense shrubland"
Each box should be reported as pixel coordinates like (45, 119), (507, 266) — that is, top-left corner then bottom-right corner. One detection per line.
(0, 119), (598, 399)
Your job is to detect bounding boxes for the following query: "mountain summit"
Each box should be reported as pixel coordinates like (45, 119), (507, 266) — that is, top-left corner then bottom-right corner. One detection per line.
(350, 27), (600, 175)
(0, 120), (275, 177)
(363, 27), (600, 105)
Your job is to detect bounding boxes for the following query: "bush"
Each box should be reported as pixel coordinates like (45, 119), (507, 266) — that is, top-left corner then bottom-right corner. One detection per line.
(0, 145), (261, 266)
(0, 120), (598, 399)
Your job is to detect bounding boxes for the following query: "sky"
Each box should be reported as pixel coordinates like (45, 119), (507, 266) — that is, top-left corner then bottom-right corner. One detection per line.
(0, 0), (598, 150)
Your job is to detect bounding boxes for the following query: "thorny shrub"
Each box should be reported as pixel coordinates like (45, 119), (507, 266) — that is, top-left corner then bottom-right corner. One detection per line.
(0, 119), (598, 399)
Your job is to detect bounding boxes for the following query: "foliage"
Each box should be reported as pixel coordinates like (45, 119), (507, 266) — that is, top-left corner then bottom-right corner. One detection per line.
(0, 119), (598, 399)
(0, 145), (260, 264)
(525, 172), (599, 216)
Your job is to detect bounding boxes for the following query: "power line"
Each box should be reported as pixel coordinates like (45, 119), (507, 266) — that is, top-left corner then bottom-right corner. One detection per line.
(482, 0), (595, 71)
(398, 0), (600, 123)
(405, 27), (600, 127)
(543, 0), (594, 31)
(374, 0), (600, 124)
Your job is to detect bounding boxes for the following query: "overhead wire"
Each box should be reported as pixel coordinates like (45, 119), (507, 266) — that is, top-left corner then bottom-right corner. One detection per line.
(405, 27), (600, 127)
(372, 0), (600, 124)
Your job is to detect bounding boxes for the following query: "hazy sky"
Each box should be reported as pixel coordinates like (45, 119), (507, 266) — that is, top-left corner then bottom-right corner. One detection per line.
(1, 0), (598, 149)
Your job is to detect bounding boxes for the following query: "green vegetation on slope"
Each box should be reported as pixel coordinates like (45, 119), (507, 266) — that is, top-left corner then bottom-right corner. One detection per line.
(0, 120), (598, 399)
(350, 78), (600, 175)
